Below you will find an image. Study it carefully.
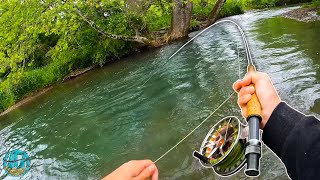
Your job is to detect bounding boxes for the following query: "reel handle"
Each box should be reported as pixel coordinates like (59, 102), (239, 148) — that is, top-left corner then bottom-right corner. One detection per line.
(244, 65), (262, 177)
(193, 151), (209, 164)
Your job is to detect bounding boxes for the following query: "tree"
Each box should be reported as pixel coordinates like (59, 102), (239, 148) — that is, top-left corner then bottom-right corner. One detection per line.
(169, 0), (193, 40)
(206, 0), (226, 27)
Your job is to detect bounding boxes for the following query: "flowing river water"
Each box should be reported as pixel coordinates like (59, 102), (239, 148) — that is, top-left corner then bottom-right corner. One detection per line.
(0, 6), (319, 180)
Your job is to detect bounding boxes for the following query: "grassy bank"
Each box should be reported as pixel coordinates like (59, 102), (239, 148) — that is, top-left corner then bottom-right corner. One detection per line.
(305, 0), (320, 14)
(242, 0), (312, 9)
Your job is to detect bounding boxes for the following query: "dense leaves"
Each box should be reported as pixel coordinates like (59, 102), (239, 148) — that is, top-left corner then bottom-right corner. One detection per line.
(243, 0), (312, 9)
(0, 0), (134, 110)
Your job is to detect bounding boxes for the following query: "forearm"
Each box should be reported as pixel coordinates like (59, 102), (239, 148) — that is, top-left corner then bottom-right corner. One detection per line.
(262, 102), (320, 179)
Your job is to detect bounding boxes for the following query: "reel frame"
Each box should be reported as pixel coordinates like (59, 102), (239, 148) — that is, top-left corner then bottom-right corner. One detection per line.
(194, 116), (248, 176)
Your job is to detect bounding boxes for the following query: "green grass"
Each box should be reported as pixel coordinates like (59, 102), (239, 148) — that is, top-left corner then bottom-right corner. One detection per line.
(0, 60), (72, 111)
(303, 0), (320, 10)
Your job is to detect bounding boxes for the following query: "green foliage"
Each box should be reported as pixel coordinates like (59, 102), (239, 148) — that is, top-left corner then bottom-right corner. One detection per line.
(275, 0), (312, 6)
(243, 0), (313, 9)
(220, 0), (244, 18)
(193, 0), (244, 18)
(311, 0), (320, 7)
(0, 0), (246, 112)
(0, 0), (135, 111)
(0, 59), (71, 110)
(243, 0), (278, 9)
(190, 19), (200, 31)
(193, 0), (216, 16)
(145, 3), (172, 31)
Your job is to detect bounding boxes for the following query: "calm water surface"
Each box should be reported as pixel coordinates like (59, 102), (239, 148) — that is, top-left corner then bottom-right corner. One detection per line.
(0, 6), (319, 180)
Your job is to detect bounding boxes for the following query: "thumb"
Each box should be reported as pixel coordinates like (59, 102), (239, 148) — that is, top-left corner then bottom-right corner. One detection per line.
(134, 164), (157, 180)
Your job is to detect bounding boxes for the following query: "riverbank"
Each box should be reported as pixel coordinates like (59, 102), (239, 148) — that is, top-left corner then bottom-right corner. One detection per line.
(0, 87), (53, 116)
(282, 7), (320, 21)
(0, 65), (99, 116)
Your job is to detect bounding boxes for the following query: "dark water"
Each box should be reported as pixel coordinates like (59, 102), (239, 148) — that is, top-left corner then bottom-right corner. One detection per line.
(0, 6), (319, 180)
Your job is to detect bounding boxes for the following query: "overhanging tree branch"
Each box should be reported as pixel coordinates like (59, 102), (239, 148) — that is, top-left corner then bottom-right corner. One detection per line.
(74, 5), (150, 44)
(205, 0), (226, 27)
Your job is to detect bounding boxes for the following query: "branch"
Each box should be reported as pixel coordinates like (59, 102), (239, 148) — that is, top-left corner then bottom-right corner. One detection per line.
(74, 5), (150, 44)
(206, 0), (226, 27)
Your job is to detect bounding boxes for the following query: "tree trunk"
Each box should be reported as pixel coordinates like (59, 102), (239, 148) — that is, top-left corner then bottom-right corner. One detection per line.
(205, 0), (226, 27)
(169, 0), (193, 40)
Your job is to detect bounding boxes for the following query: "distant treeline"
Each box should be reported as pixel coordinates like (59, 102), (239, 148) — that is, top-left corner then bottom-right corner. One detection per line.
(244, 0), (313, 9)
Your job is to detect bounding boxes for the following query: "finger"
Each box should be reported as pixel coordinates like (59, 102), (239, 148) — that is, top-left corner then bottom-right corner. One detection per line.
(238, 94), (252, 108)
(233, 79), (243, 92)
(133, 164), (157, 180)
(241, 73), (253, 87)
(238, 86), (255, 97)
(233, 74), (253, 92)
(152, 167), (158, 180)
(125, 160), (154, 177)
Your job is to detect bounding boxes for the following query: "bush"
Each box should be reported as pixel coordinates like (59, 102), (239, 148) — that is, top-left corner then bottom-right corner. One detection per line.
(220, 0), (245, 18)
(193, 2), (215, 17)
(190, 19), (200, 31)
(0, 28), (133, 112)
(303, 0), (320, 8)
(243, 0), (313, 9)
(276, 0), (312, 6)
(193, 0), (244, 18)
(0, 59), (72, 111)
(0, 81), (15, 110)
(312, 0), (320, 7)
(244, 0), (277, 9)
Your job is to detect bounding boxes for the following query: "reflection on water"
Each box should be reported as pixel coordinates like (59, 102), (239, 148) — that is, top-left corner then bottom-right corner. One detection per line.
(0, 6), (319, 180)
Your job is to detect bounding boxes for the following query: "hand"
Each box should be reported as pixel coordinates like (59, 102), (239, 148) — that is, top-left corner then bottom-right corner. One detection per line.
(233, 71), (281, 129)
(102, 160), (158, 180)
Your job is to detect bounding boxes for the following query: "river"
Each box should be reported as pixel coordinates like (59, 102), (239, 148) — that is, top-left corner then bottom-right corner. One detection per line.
(0, 6), (319, 180)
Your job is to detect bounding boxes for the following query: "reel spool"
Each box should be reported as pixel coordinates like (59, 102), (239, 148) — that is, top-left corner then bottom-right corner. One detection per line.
(193, 116), (248, 176)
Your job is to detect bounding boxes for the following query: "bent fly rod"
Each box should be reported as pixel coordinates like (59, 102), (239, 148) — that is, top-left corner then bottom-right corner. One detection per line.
(153, 19), (262, 177)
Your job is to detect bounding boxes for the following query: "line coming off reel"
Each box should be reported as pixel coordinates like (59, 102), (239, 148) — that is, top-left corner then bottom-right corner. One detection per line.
(153, 19), (263, 177)
(187, 20), (262, 177)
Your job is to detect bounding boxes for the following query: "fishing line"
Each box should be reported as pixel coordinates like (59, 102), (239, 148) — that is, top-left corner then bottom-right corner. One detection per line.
(142, 19), (252, 87)
(152, 19), (253, 163)
(154, 92), (235, 163)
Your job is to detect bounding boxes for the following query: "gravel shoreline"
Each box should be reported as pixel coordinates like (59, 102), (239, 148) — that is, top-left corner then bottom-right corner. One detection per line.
(282, 7), (320, 22)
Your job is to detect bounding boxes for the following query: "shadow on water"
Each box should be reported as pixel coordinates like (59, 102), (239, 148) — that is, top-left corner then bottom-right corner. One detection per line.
(0, 6), (319, 180)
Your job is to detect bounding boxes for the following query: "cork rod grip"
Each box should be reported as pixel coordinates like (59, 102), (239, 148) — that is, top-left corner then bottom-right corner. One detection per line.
(246, 92), (262, 118)
(246, 65), (262, 118)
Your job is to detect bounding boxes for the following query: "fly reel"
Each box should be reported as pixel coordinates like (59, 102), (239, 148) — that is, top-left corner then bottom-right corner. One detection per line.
(193, 116), (249, 176)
